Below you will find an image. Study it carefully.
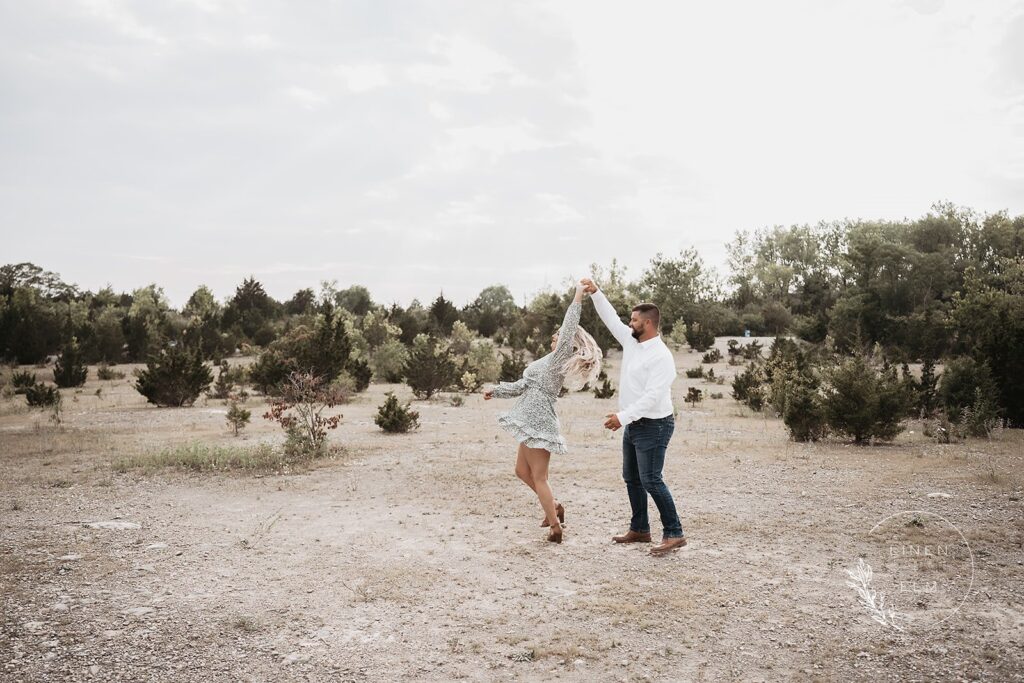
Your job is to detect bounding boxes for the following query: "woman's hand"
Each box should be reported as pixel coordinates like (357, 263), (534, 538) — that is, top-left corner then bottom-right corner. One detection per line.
(574, 282), (586, 302)
(483, 389), (494, 400)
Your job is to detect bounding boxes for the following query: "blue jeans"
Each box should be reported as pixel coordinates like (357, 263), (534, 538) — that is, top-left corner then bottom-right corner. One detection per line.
(622, 415), (683, 538)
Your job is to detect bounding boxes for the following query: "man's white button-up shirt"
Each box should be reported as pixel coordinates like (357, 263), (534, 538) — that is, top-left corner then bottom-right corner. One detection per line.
(591, 289), (677, 426)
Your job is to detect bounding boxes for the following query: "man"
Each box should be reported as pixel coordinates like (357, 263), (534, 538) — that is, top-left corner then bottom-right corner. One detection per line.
(580, 278), (686, 556)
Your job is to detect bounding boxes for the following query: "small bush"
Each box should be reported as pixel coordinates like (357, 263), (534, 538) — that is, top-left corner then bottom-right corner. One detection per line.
(374, 392), (421, 433)
(12, 370), (36, 394)
(731, 363), (765, 411)
(459, 371), (481, 393)
(449, 394), (465, 407)
(96, 363), (126, 381)
(741, 340), (763, 360)
(593, 370), (615, 399)
(499, 350), (528, 382)
(701, 348), (723, 364)
(263, 372), (343, 457)
(685, 324), (715, 353)
(705, 368), (716, 382)
(710, 392), (724, 399)
(53, 338), (88, 388)
(822, 356), (908, 444)
(684, 387), (702, 404)
(684, 367), (704, 379)
(226, 397), (251, 436)
(25, 382), (61, 407)
(775, 371), (827, 442)
(135, 344), (214, 407)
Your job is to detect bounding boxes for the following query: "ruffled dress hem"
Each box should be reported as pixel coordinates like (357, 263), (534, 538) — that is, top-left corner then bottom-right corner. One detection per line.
(497, 413), (568, 455)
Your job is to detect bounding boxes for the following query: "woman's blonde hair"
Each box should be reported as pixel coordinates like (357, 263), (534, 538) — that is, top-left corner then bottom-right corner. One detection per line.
(559, 325), (603, 391)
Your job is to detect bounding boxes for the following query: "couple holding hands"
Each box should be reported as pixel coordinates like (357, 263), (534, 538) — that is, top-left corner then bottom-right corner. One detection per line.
(484, 278), (687, 556)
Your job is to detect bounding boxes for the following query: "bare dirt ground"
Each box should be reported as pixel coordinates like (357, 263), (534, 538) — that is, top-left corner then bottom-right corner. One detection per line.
(2, 338), (1023, 682)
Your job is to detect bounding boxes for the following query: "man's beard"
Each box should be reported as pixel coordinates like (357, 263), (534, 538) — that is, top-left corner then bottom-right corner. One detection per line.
(631, 327), (642, 340)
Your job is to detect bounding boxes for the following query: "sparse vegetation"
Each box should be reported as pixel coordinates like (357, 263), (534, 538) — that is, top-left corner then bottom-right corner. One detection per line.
(96, 363), (126, 381)
(701, 348), (722, 364)
(113, 442), (302, 473)
(11, 370), (36, 394)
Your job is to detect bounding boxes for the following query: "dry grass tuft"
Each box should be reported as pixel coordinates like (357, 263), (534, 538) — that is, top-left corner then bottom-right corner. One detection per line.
(112, 441), (332, 474)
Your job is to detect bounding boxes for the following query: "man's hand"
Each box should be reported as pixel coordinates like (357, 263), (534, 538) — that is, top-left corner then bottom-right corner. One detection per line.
(604, 413), (622, 431)
(484, 390), (494, 401)
(580, 278), (598, 295)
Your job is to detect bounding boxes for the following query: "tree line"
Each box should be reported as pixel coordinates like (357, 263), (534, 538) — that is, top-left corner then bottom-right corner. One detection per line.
(2, 202), (1021, 426)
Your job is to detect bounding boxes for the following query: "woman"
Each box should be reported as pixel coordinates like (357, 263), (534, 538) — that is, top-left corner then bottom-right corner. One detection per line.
(484, 283), (602, 543)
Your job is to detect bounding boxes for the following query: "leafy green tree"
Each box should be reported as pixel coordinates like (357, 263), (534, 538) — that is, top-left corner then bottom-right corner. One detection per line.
(631, 248), (716, 333)
(284, 288), (317, 316)
(949, 260), (1024, 425)
(463, 285), (518, 338)
(124, 284), (172, 361)
(370, 339), (409, 383)
(223, 277), (280, 343)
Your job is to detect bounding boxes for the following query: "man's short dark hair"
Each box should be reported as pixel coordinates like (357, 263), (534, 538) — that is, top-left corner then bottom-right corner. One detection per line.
(632, 303), (661, 329)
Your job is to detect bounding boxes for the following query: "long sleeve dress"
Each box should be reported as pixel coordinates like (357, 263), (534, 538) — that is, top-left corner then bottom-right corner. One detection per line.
(492, 300), (582, 455)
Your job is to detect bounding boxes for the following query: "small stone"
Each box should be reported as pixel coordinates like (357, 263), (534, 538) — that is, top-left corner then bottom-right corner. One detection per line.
(58, 554), (83, 561)
(123, 607), (155, 617)
(51, 603), (68, 612)
(927, 492), (952, 499)
(89, 665), (100, 675)
(145, 543), (168, 550)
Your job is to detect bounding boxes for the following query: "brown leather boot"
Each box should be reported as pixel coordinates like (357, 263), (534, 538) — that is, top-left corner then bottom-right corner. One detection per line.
(649, 536), (687, 556)
(612, 530), (652, 543)
(541, 503), (565, 527)
(547, 524), (563, 544)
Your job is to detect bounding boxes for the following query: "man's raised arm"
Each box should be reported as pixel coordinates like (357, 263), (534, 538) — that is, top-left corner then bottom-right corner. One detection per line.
(581, 278), (634, 348)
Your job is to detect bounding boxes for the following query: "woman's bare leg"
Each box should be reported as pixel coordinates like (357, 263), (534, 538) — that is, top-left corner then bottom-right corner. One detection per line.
(515, 444), (536, 492)
(523, 446), (560, 531)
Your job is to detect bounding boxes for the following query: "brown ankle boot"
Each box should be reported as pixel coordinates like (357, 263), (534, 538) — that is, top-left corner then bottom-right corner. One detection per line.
(547, 525), (563, 544)
(612, 529), (652, 543)
(541, 503), (565, 527)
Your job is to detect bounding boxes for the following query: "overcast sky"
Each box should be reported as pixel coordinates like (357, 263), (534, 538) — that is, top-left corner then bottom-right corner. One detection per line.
(2, 0), (1022, 308)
